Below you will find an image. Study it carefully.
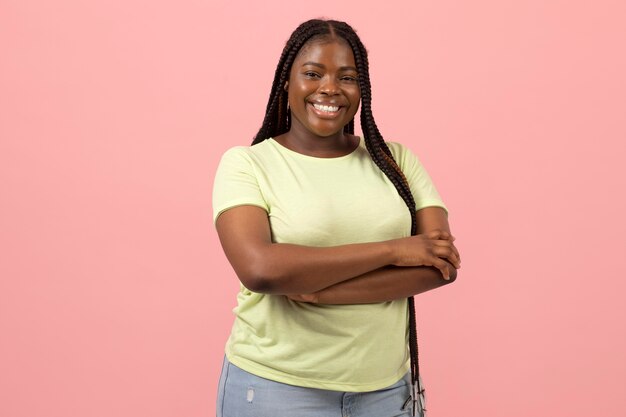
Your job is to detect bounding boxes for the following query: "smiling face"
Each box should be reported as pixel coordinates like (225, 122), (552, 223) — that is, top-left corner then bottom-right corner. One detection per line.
(286, 38), (361, 138)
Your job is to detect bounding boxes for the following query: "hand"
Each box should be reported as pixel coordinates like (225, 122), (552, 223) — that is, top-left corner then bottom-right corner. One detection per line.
(286, 293), (319, 303)
(436, 230), (461, 268)
(422, 230), (461, 272)
(389, 230), (461, 280)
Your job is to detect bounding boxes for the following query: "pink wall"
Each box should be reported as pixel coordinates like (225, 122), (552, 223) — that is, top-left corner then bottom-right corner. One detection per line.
(1, 1), (625, 416)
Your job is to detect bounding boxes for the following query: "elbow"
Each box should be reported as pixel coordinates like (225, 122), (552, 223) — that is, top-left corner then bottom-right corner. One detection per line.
(234, 255), (284, 294)
(238, 274), (276, 293)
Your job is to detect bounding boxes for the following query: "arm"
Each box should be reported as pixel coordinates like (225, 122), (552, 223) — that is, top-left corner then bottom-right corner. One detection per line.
(290, 264), (456, 304)
(286, 207), (460, 304)
(215, 205), (458, 295)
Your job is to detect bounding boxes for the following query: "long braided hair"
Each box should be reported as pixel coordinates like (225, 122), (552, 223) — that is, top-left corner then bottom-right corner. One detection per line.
(252, 19), (425, 412)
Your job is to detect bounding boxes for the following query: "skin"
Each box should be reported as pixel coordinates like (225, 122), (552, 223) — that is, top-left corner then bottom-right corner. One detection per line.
(274, 38), (362, 157)
(215, 38), (461, 304)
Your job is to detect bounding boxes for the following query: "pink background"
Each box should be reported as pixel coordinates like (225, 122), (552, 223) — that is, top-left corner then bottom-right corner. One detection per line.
(1, 1), (625, 416)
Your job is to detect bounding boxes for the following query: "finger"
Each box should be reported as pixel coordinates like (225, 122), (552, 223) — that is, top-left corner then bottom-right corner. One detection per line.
(446, 255), (460, 270)
(452, 243), (461, 264)
(437, 230), (450, 239)
(432, 240), (461, 265)
(433, 258), (451, 280)
(441, 232), (456, 242)
(431, 246), (460, 269)
(426, 230), (443, 239)
(424, 230), (456, 241)
(287, 293), (316, 303)
(432, 240), (461, 261)
(425, 256), (451, 280)
(446, 242), (461, 264)
(436, 230), (452, 240)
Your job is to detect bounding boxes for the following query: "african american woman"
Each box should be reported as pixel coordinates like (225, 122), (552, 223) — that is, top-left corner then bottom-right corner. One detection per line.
(212, 18), (461, 417)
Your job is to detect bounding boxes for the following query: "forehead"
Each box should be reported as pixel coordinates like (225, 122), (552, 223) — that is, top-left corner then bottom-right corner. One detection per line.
(293, 38), (356, 67)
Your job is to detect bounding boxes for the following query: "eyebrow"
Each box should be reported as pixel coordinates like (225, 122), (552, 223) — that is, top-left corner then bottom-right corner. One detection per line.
(301, 61), (357, 71)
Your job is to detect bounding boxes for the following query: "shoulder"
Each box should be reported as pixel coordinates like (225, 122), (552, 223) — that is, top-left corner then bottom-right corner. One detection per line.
(220, 145), (247, 158)
(384, 140), (421, 170)
(219, 144), (255, 159)
(220, 145), (248, 161)
(218, 140), (273, 164)
(384, 140), (410, 155)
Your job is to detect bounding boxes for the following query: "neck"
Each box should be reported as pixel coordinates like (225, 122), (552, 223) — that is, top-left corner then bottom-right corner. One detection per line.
(275, 120), (356, 158)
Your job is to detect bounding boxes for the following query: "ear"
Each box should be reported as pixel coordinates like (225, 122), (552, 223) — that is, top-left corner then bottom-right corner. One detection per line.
(284, 81), (289, 91)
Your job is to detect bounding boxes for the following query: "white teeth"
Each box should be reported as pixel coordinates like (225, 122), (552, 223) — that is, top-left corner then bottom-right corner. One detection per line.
(313, 104), (340, 112)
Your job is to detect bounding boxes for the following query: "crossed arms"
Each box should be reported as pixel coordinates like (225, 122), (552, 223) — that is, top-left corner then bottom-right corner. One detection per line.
(215, 205), (460, 304)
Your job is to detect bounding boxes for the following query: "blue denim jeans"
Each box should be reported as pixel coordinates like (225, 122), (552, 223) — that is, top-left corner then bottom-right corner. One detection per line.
(216, 355), (417, 417)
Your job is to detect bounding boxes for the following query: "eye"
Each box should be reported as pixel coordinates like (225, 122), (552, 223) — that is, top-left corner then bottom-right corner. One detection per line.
(304, 71), (321, 78)
(341, 76), (357, 82)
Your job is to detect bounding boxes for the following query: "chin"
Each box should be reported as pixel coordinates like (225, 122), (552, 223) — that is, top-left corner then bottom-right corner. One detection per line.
(313, 131), (341, 137)
(308, 124), (348, 137)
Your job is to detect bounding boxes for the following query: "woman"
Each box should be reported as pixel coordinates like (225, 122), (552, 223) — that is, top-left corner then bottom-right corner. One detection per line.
(213, 18), (460, 417)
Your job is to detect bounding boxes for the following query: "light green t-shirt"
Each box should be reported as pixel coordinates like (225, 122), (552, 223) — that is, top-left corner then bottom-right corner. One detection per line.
(212, 136), (447, 392)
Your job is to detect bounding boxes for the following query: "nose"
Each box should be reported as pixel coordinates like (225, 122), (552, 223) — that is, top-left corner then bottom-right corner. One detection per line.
(319, 76), (340, 95)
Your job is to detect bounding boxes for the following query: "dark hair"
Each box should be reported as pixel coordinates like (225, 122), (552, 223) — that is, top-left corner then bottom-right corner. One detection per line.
(252, 18), (425, 406)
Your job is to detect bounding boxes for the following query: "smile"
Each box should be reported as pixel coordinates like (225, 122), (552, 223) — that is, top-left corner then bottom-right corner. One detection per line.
(312, 103), (340, 113)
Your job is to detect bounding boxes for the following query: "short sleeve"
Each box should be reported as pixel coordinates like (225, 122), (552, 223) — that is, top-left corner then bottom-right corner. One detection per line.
(387, 142), (448, 214)
(212, 147), (269, 224)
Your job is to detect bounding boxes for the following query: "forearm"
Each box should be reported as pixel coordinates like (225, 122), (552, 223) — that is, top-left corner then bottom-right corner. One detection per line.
(300, 263), (457, 304)
(250, 240), (396, 294)
(217, 206), (459, 297)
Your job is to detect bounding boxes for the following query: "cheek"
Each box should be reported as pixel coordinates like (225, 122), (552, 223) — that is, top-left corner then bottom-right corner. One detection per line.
(348, 86), (361, 102)
(289, 85), (313, 104)
(349, 91), (361, 108)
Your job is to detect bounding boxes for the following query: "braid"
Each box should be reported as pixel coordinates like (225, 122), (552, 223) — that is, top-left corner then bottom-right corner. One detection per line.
(253, 20), (331, 144)
(253, 19), (425, 412)
(346, 32), (424, 407)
